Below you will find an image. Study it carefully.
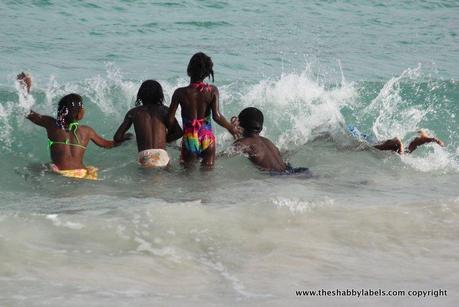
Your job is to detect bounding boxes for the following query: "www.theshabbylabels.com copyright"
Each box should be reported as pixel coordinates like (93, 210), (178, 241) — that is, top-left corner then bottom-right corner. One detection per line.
(296, 288), (447, 298)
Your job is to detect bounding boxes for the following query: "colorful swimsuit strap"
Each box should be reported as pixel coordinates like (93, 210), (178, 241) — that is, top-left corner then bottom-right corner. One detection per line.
(182, 114), (212, 128)
(48, 121), (87, 149)
(190, 82), (212, 93)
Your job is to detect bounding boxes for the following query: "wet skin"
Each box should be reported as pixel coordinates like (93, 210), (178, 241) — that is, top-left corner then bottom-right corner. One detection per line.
(167, 78), (238, 167)
(114, 105), (182, 152)
(27, 109), (115, 170)
(233, 133), (287, 172)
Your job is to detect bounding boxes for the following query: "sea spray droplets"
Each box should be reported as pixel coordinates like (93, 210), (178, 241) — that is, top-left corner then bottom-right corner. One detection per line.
(0, 103), (14, 149)
(401, 145), (459, 173)
(240, 69), (357, 149)
(88, 63), (138, 116)
(363, 64), (430, 141)
(1, 63), (458, 173)
(43, 64), (138, 118)
(0, 80), (37, 150)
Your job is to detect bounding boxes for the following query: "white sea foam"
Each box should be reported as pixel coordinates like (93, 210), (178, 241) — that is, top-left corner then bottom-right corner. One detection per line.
(1, 63), (457, 174)
(46, 214), (85, 230)
(239, 69), (356, 149)
(401, 144), (459, 173)
(363, 64), (430, 141)
(272, 196), (335, 214)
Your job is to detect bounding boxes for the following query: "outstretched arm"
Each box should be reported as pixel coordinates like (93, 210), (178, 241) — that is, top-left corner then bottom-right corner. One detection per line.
(114, 111), (134, 144)
(373, 137), (404, 154)
(26, 110), (55, 128)
(167, 90), (180, 130)
(166, 118), (183, 143)
(161, 105), (182, 142)
(210, 87), (239, 139)
(407, 131), (445, 153)
(90, 127), (116, 148)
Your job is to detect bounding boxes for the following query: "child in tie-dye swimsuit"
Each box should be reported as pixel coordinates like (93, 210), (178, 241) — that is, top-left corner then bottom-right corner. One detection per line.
(168, 52), (239, 167)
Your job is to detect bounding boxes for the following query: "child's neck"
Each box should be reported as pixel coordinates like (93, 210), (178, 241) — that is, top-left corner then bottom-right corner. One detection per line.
(243, 132), (260, 138)
(190, 78), (204, 84)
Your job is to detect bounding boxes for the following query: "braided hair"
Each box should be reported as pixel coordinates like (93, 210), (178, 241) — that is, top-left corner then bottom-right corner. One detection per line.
(135, 80), (164, 106)
(187, 52), (214, 82)
(56, 93), (83, 129)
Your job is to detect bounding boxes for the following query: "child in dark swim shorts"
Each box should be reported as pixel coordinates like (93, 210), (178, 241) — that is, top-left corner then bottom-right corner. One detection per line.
(231, 107), (310, 175)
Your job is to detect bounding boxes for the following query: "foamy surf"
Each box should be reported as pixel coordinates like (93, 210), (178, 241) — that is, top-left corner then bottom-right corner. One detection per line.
(1, 1), (459, 303)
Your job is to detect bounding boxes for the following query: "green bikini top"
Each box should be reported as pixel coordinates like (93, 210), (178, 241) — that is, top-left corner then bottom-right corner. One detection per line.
(48, 122), (87, 149)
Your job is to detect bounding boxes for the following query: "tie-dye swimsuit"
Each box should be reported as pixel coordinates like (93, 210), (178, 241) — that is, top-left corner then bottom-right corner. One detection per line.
(181, 82), (216, 157)
(182, 115), (215, 157)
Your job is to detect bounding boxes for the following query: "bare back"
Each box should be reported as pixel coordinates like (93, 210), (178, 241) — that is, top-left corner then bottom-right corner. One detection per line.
(234, 135), (287, 172)
(131, 105), (168, 151)
(114, 105), (182, 152)
(174, 84), (215, 120)
(27, 111), (114, 170)
(47, 125), (92, 169)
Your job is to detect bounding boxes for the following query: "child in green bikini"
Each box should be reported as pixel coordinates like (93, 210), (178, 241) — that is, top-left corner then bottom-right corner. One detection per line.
(19, 73), (120, 179)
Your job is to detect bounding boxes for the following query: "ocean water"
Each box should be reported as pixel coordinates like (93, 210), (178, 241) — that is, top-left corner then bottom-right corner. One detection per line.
(1, 1), (459, 306)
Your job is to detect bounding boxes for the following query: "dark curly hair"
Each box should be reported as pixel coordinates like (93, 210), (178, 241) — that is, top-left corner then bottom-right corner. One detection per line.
(56, 93), (83, 129)
(187, 52), (214, 82)
(136, 80), (164, 106)
(238, 107), (264, 134)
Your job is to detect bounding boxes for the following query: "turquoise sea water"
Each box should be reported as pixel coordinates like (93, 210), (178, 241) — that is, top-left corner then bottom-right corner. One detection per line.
(1, 1), (458, 306)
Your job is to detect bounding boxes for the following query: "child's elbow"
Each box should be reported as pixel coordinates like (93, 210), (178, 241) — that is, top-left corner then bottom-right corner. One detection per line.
(113, 132), (125, 143)
(105, 140), (116, 148)
(212, 113), (222, 123)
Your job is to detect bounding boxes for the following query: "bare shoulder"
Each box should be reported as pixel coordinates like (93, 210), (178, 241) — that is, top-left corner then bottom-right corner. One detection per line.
(130, 106), (143, 112)
(78, 124), (95, 135)
(173, 86), (187, 95)
(234, 137), (256, 152)
(209, 84), (219, 95)
(171, 87), (187, 102)
(260, 135), (275, 145)
(127, 106), (143, 115)
(234, 137), (251, 146)
(259, 135), (282, 154)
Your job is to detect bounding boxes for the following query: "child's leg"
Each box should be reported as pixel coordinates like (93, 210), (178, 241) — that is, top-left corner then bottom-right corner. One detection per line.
(406, 130), (445, 153)
(201, 142), (216, 167)
(181, 145), (199, 167)
(373, 137), (404, 154)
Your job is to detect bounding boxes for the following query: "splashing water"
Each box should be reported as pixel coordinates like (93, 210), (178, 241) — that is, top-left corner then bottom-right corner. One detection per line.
(239, 68), (357, 149)
(0, 63), (457, 174)
(1, 1), (459, 305)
